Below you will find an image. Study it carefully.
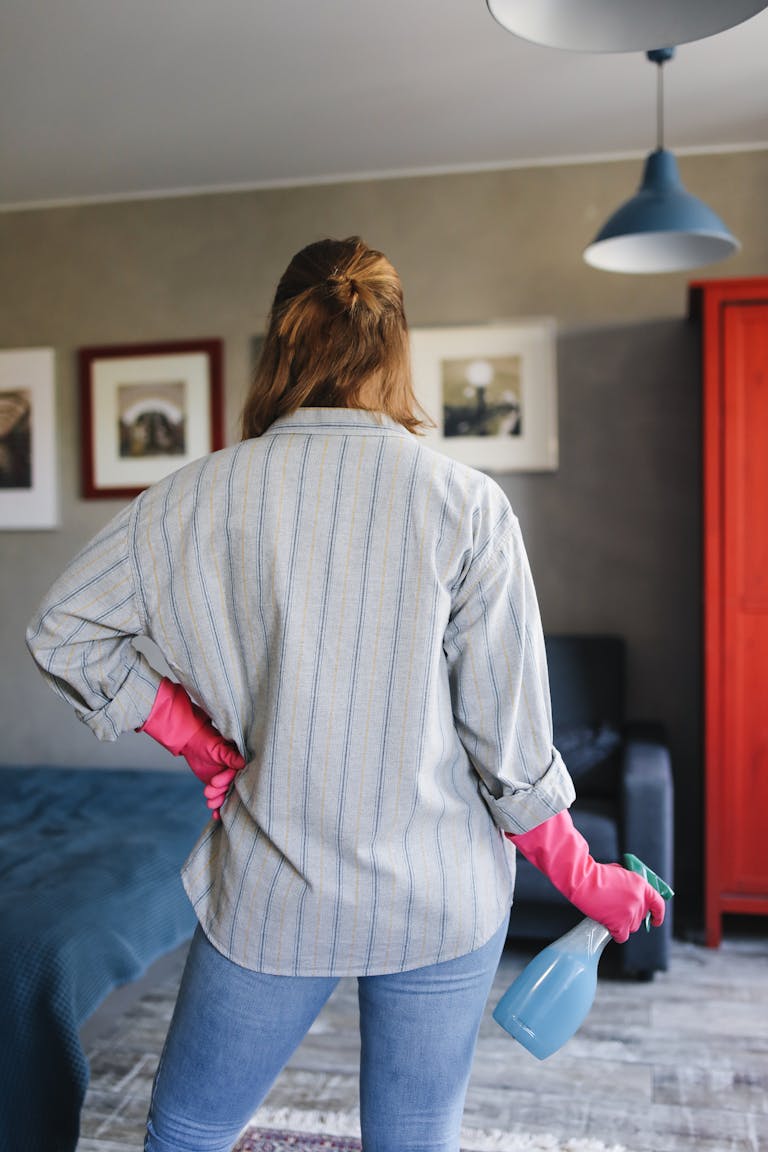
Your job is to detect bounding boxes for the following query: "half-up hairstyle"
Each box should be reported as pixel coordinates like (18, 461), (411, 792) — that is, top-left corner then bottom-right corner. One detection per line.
(241, 237), (431, 438)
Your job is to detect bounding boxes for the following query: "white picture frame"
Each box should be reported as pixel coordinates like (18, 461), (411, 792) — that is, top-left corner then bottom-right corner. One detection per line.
(410, 321), (558, 472)
(0, 348), (58, 530)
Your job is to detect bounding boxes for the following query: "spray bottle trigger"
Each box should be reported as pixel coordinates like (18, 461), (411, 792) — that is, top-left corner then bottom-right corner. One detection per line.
(622, 853), (674, 931)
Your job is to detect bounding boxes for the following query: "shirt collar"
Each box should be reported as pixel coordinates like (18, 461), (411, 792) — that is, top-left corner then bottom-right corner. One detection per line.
(263, 407), (410, 437)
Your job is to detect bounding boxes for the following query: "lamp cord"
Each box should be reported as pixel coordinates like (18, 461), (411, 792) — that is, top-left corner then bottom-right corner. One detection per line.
(647, 46), (674, 152)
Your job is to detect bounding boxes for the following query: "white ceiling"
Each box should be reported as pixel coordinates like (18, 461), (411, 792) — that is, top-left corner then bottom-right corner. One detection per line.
(1, 0), (767, 209)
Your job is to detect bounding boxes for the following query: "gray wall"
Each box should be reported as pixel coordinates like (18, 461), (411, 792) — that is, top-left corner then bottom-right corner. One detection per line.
(2, 151), (767, 926)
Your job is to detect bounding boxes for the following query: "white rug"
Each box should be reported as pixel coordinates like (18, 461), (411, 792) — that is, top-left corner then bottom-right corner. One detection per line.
(249, 1106), (630, 1152)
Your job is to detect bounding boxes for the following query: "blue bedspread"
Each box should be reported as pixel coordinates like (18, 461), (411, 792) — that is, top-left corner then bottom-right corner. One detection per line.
(0, 766), (205, 1152)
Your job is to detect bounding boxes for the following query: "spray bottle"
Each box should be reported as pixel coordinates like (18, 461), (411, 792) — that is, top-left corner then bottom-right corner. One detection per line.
(492, 853), (673, 1060)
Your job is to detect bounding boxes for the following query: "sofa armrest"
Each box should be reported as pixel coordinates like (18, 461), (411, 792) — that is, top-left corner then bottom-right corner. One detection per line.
(620, 735), (675, 974)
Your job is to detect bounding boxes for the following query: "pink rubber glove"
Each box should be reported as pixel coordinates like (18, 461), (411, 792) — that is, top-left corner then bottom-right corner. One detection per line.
(138, 678), (245, 819)
(506, 809), (665, 943)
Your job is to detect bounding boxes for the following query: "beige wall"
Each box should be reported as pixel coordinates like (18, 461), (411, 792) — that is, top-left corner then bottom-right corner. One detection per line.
(2, 148), (764, 534)
(2, 150), (767, 921)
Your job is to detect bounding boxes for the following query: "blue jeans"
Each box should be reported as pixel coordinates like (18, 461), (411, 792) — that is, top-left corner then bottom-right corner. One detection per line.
(144, 915), (509, 1152)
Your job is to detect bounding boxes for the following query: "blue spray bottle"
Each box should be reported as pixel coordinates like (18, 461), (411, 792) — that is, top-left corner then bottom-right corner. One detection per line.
(493, 854), (673, 1060)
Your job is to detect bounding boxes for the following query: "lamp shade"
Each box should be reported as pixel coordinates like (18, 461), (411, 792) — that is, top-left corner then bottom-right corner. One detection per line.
(485, 0), (768, 52)
(583, 149), (739, 273)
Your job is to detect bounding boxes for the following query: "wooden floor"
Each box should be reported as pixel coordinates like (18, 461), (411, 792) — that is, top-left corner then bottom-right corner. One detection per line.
(78, 926), (768, 1152)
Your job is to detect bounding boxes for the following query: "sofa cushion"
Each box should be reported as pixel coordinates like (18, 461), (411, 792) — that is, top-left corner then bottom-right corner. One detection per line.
(571, 801), (621, 862)
(555, 723), (622, 797)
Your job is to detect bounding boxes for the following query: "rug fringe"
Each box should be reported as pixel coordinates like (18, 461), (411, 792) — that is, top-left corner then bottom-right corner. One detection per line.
(248, 1106), (630, 1152)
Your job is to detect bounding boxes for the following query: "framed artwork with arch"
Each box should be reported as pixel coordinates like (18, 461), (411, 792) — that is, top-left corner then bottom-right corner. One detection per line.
(79, 339), (224, 499)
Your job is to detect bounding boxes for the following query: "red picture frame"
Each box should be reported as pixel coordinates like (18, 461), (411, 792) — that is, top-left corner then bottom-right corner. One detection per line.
(79, 339), (224, 499)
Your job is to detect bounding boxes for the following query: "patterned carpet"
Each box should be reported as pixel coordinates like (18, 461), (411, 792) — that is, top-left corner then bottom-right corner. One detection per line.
(235, 1134), (522, 1152)
(233, 1133), (363, 1152)
(234, 1133), (522, 1152)
(234, 1133), (503, 1152)
(232, 1115), (629, 1152)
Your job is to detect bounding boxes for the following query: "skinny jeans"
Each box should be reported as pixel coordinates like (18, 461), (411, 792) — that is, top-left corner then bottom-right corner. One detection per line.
(144, 915), (509, 1152)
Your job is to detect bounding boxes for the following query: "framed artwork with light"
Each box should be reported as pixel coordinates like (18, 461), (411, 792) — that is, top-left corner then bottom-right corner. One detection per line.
(409, 321), (558, 472)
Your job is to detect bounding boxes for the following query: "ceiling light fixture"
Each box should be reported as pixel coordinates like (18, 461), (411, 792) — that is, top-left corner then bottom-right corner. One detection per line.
(485, 0), (768, 53)
(582, 47), (739, 274)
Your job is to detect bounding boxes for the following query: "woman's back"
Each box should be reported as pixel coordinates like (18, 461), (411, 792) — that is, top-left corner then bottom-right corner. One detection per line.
(133, 406), (518, 975)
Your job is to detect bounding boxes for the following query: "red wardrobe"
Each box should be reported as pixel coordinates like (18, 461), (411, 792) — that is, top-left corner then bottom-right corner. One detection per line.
(691, 277), (768, 946)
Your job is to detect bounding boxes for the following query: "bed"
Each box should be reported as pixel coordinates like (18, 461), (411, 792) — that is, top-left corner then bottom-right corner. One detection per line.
(0, 765), (205, 1152)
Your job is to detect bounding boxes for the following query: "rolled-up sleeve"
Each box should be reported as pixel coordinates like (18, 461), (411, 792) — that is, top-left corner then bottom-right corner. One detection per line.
(26, 502), (161, 741)
(444, 513), (575, 834)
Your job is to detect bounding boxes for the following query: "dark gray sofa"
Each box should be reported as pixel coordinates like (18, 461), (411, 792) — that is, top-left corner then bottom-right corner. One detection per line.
(508, 635), (674, 978)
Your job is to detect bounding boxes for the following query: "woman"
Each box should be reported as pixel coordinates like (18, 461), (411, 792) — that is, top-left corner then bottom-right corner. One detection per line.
(27, 237), (664, 1152)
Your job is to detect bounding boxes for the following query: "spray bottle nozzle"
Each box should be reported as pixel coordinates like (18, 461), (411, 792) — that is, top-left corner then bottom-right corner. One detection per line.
(622, 853), (674, 930)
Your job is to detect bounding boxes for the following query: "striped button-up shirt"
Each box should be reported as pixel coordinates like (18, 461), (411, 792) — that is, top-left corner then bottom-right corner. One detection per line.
(27, 407), (575, 976)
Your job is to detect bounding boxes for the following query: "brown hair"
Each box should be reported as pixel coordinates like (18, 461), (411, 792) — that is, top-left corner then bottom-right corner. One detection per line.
(241, 236), (431, 438)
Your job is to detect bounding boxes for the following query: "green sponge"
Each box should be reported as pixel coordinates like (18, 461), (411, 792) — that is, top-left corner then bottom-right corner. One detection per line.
(623, 852), (674, 930)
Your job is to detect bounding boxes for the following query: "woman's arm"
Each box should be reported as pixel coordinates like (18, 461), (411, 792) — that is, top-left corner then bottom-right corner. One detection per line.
(26, 501), (244, 815)
(26, 503), (161, 739)
(445, 503), (662, 939)
(444, 511), (575, 835)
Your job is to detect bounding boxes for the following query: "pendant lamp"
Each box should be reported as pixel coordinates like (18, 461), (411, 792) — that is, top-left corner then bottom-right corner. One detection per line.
(485, 0), (768, 53)
(582, 48), (739, 274)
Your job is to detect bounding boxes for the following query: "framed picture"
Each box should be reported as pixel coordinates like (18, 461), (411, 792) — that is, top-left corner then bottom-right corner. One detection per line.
(80, 339), (224, 498)
(410, 321), (558, 471)
(0, 348), (58, 530)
